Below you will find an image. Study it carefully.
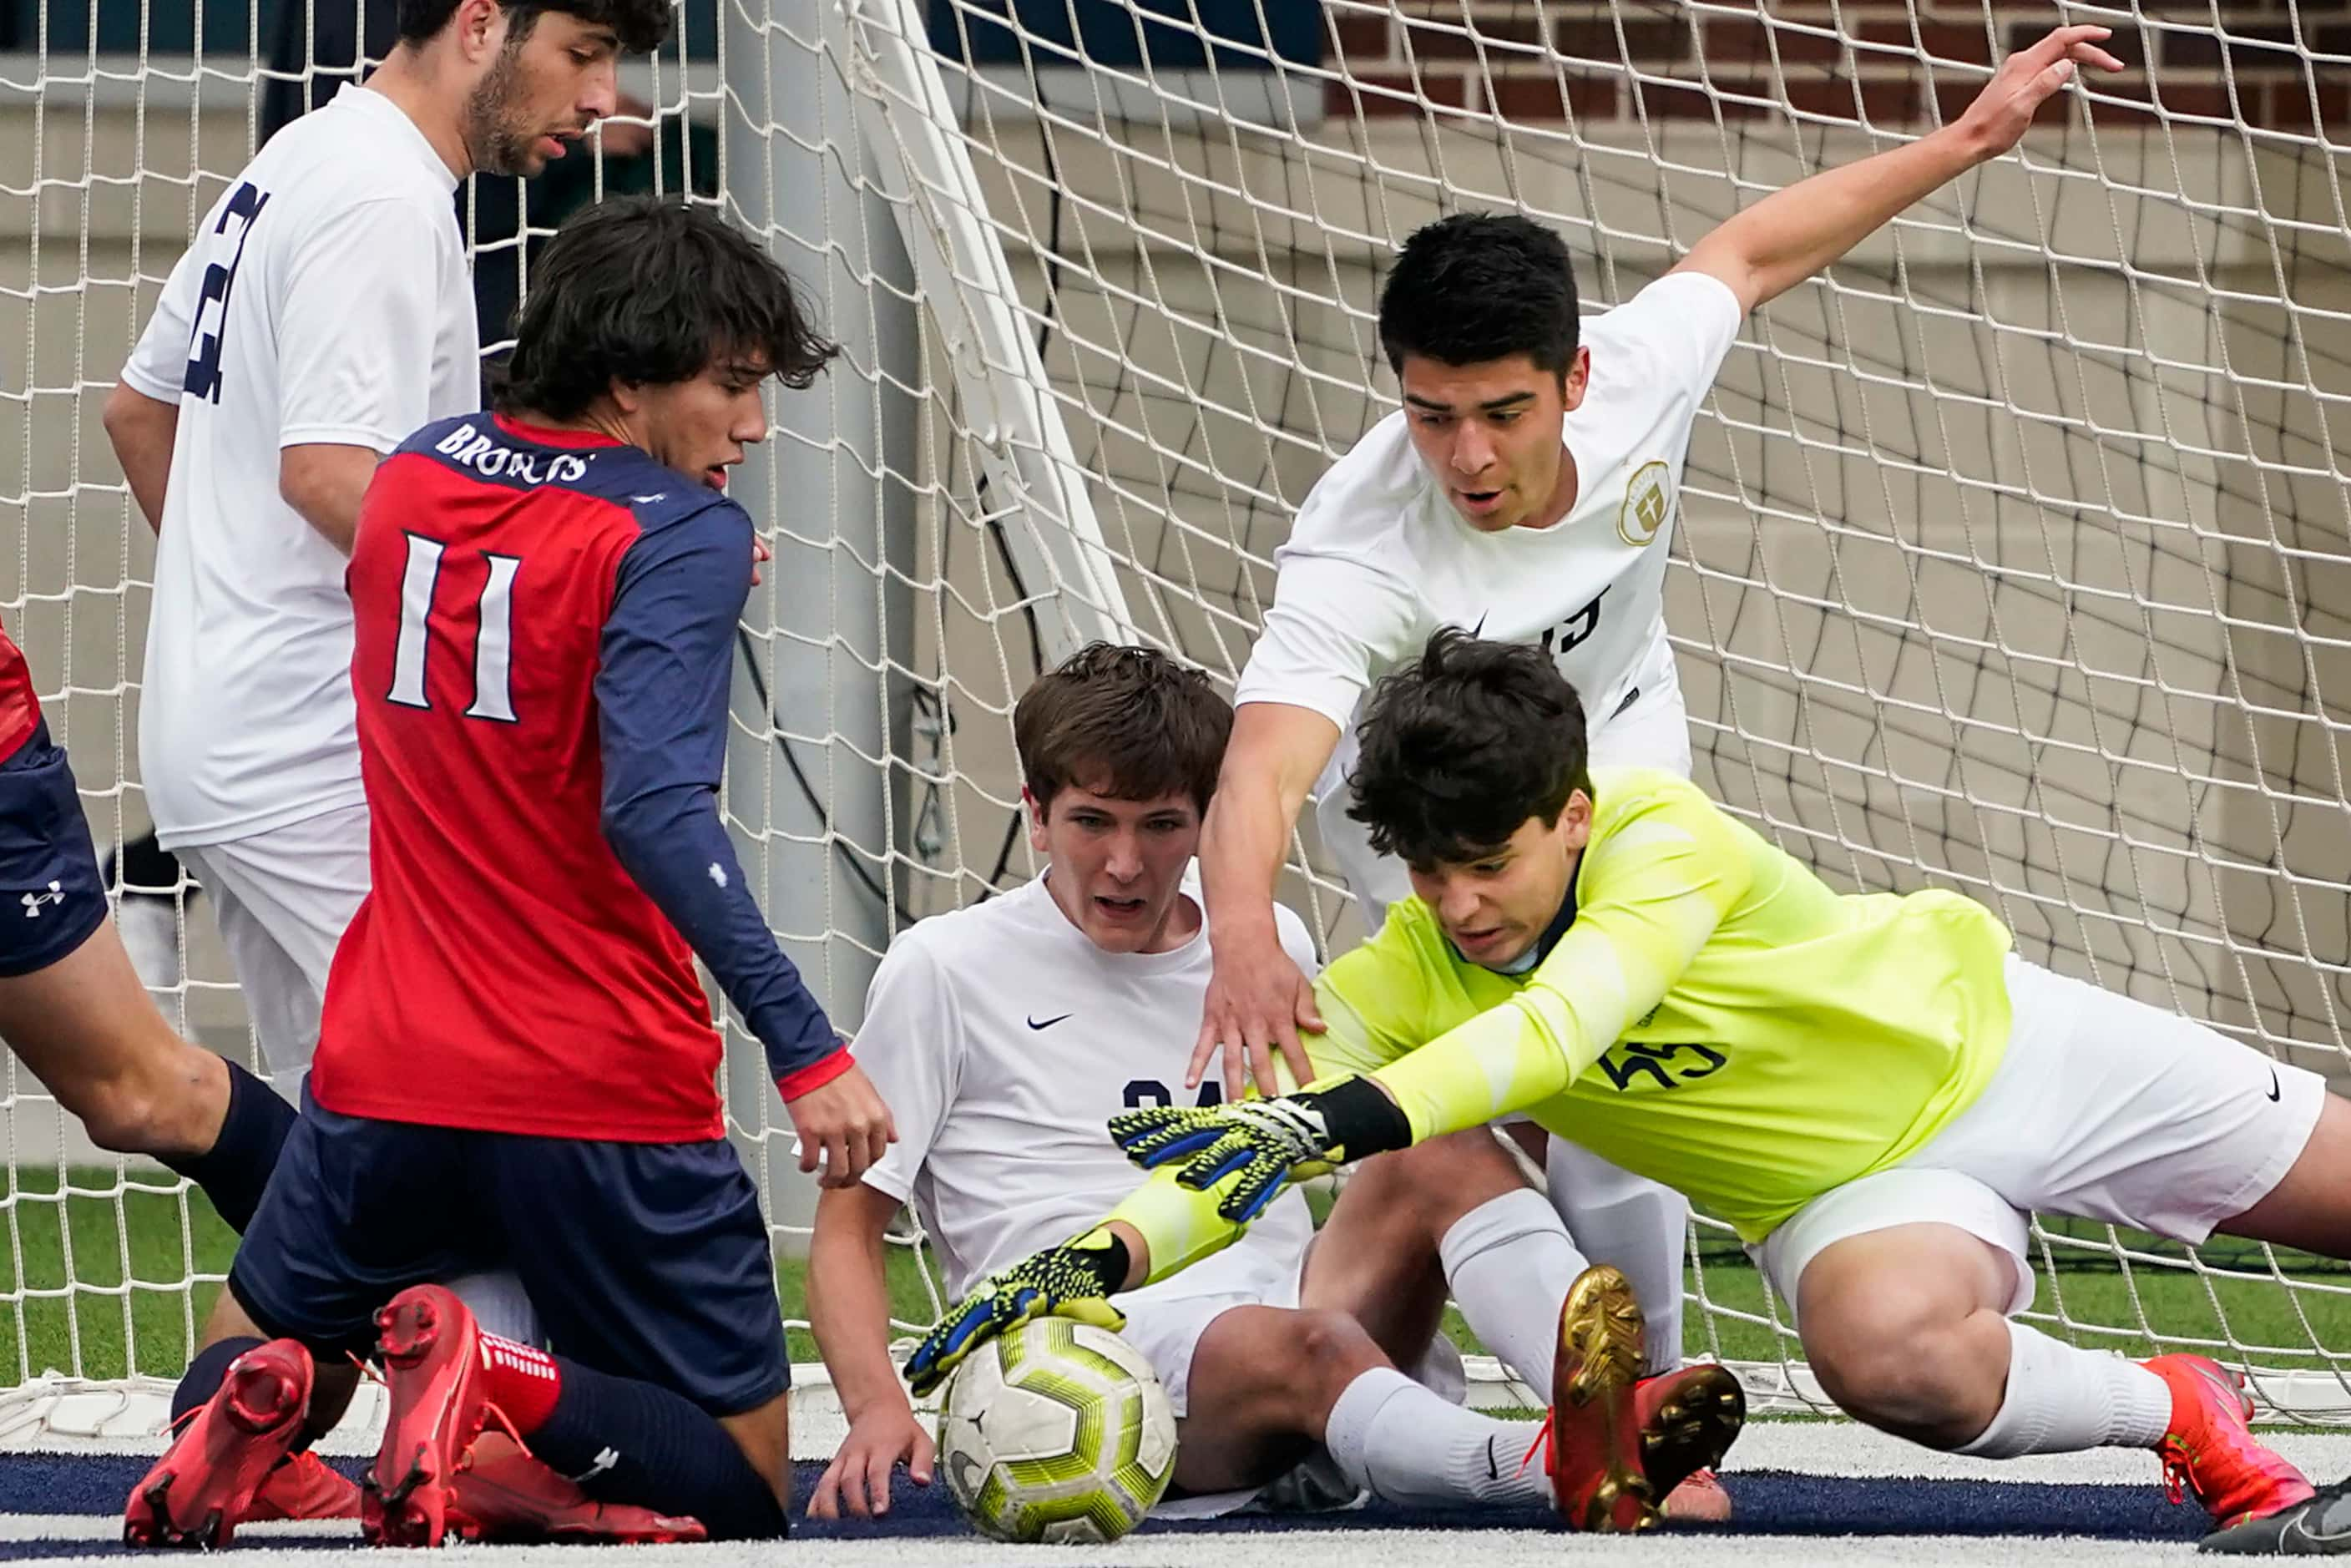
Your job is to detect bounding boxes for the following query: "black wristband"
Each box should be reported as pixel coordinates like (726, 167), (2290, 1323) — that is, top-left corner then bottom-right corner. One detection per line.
(1296, 1075), (1413, 1162)
(1074, 1231), (1131, 1296)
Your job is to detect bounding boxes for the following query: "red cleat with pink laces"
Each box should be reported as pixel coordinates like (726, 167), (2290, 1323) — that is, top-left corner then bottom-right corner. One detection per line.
(2146, 1353), (2315, 1527)
(366, 1284), (493, 1546)
(124, 1339), (317, 1549)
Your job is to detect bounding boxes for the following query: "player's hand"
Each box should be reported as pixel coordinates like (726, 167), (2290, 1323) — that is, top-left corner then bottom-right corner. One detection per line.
(1110, 1092), (1344, 1225)
(784, 1064), (897, 1189)
(806, 1405), (933, 1520)
(1191, 925), (1324, 1102)
(902, 1237), (1127, 1398)
(1952, 24), (2126, 156)
(751, 533), (771, 586)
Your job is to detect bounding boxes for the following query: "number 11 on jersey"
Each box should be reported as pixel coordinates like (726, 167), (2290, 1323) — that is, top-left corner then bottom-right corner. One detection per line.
(387, 533), (520, 723)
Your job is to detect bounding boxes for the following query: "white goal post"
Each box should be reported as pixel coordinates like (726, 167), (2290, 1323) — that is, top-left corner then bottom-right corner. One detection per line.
(3, 0), (2349, 1439)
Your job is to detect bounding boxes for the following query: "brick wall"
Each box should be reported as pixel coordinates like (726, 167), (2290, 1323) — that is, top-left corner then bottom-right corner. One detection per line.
(1322, 2), (2351, 129)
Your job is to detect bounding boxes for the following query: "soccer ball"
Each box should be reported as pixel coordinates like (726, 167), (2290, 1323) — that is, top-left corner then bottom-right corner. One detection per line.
(937, 1318), (1178, 1543)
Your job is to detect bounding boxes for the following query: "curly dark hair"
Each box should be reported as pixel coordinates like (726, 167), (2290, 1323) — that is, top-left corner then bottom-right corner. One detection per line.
(495, 198), (837, 420)
(1014, 645), (1232, 818)
(396, 0), (670, 53)
(1347, 629), (1590, 867)
(1377, 213), (1581, 379)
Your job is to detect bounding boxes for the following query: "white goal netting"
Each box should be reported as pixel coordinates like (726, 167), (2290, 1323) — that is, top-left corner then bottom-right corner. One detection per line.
(3, 0), (2349, 1433)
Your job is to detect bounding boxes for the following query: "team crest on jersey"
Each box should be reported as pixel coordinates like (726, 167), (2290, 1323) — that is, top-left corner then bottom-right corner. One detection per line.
(1618, 459), (1671, 547)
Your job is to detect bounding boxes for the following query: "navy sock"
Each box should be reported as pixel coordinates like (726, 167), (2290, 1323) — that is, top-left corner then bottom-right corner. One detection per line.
(528, 1358), (786, 1540)
(160, 1061), (293, 1232)
(172, 1336), (263, 1429)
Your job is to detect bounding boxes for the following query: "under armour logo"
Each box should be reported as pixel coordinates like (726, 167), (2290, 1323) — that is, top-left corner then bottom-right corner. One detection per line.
(20, 882), (63, 918)
(569, 1446), (620, 1485)
(707, 862), (728, 889)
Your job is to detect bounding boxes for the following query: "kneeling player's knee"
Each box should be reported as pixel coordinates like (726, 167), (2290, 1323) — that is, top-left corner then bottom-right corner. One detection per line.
(1351, 1132), (1525, 1239)
(1288, 1309), (1382, 1384)
(1807, 1312), (1987, 1439)
(1213, 1309), (1383, 1426)
(73, 1075), (173, 1156)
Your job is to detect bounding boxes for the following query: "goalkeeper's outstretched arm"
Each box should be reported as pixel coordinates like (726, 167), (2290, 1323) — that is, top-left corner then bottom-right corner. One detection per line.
(1113, 802), (1753, 1237)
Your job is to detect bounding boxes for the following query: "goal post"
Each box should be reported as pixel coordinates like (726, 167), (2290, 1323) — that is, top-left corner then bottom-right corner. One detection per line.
(4, 0), (2351, 1437)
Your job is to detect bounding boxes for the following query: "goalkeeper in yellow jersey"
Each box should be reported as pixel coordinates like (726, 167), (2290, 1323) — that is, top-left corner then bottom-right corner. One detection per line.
(907, 630), (2351, 1539)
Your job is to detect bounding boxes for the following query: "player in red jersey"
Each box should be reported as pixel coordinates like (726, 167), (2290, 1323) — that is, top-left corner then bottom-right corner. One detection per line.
(125, 197), (894, 1548)
(0, 620), (296, 1237)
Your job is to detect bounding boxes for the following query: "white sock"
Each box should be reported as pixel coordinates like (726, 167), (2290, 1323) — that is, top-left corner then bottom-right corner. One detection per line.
(1954, 1319), (2173, 1457)
(1322, 1367), (1550, 1508)
(447, 1270), (544, 1347)
(1545, 1137), (1689, 1373)
(1440, 1188), (1588, 1393)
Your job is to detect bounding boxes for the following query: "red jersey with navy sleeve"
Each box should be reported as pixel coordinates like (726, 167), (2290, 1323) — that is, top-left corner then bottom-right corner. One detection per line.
(0, 618), (42, 765)
(313, 413), (847, 1141)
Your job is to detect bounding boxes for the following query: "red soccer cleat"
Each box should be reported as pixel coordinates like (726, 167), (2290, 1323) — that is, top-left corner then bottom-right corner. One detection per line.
(124, 1338), (316, 1549)
(241, 1449), (362, 1522)
(2147, 1353), (2315, 1527)
(445, 1442), (707, 1544)
(1541, 1263), (1656, 1531)
(1638, 1363), (1743, 1524)
(366, 1283), (493, 1547)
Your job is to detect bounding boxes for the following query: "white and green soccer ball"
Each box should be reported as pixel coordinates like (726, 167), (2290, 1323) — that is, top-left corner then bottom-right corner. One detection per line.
(937, 1318), (1179, 1544)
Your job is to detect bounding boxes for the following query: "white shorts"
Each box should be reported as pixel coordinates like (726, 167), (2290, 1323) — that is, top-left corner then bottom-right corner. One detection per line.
(179, 803), (371, 1085)
(1757, 954), (2330, 1316)
(1113, 1242), (1304, 1420)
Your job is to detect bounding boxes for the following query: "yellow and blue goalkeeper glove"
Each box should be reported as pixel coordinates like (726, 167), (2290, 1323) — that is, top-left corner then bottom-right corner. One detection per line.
(1109, 1075), (1413, 1226)
(902, 1229), (1130, 1398)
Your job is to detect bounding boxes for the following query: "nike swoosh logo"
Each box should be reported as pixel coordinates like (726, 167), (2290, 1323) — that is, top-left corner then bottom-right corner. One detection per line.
(1485, 1434), (1499, 1481)
(1028, 1013), (1072, 1030)
(2268, 1065), (2282, 1102)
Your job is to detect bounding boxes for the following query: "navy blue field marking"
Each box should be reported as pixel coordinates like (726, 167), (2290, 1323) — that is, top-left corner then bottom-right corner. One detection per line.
(2, 1457), (2212, 1545)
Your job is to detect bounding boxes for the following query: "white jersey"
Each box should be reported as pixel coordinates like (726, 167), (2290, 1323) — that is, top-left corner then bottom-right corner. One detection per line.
(1235, 270), (1743, 917)
(856, 873), (1322, 1301)
(122, 85), (478, 849)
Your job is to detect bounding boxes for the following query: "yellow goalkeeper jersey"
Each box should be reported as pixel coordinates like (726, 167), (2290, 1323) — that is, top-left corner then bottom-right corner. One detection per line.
(1311, 767), (2015, 1242)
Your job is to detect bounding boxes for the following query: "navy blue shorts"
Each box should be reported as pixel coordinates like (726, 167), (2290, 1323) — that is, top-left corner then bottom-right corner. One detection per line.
(230, 1094), (789, 1418)
(0, 721), (109, 979)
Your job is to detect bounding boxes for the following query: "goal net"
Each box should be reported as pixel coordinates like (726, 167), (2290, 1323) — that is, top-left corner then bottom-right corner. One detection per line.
(3, 0), (2349, 1435)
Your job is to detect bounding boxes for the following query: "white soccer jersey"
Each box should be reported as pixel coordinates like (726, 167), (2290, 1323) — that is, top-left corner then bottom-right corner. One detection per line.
(122, 85), (478, 849)
(856, 873), (1322, 1301)
(1235, 270), (1744, 919)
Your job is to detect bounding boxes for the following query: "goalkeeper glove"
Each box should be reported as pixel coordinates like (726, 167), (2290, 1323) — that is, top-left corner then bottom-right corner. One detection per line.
(1108, 1075), (1411, 1225)
(902, 1229), (1130, 1398)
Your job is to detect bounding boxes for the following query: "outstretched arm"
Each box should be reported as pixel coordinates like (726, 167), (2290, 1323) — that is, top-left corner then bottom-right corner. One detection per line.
(898, 989), (1411, 1396)
(1120, 793), (1757, 1227)
(806, 1183), (935, 1520)
(1194, 701), (1339, 1097)
(1676, 25), (2125, 313)
(597, 501), (895, 1184)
